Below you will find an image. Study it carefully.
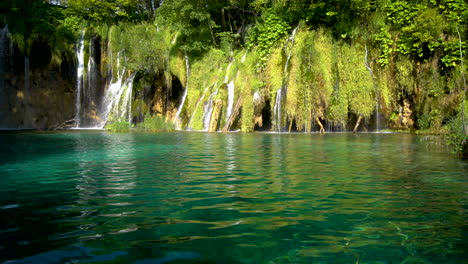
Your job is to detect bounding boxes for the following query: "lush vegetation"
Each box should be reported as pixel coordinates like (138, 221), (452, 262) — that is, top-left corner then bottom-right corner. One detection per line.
(1, 0), (467, 154)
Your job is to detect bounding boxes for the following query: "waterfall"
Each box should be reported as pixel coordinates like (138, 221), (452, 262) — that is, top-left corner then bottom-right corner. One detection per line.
(203, 89), (218, 130)
(224, 60), (232, 83)
(174, 54), (190, 129)
(99, 68), (136, 127)
(74, 31), (85, 127)
(223, 58), (235, 121)
(226, 80), (235, 122)
(375, 102), (380, 132)
(241, 51), (247, 63)
(272, 26), (298, 132)
(273, 88), (282, 132)
(187, 83), (213, 130)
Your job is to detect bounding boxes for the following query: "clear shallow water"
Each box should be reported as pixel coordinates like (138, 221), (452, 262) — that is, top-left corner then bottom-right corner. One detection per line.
(0, 131), (466, 264)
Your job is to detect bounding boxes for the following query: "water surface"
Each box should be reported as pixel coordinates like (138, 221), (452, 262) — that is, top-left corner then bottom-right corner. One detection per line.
(0, 132), (466, 263)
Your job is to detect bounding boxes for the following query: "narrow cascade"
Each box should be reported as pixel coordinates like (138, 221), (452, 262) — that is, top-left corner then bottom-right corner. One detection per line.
(174, 54), (190, 129)
(375, 102), (380, 132)
(203, 89), (218, 130)
(187, 83), (211, 130)
(241, 51), (247, 63)
(273, 88), (282, 132)
(272, 26), (298, 132)
(99, 70), (136, 128)
(224, 60), (232, 83)
(74, 31), (85, 127)
(226, 81), (235, 121)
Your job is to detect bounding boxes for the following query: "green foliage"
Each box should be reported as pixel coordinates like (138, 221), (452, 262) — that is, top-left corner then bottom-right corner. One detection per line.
(383, 1), (422, 28)
(247, 12), (290, 68)
(430, 39), (468, 68)
(136, 113), (175, 132)
(286, 29), (335, 131)
(235, 50), (259, 132)
(397, 8), (445, 58)
(108, 23), (168, 73)
(185, 48), (226, 130)
(394, 56), (415, 99)
(0, 0), (76, 61)
(439, 0), (468, 23)
(338, 43), (375, 118)
(265, 46), (284, 94)
(106, 121), (131, 132)
(374, 27), (393, 66)
(445, 114), (467, 154)
(64, 0), (151, 24)
(156, 0), (220, 53)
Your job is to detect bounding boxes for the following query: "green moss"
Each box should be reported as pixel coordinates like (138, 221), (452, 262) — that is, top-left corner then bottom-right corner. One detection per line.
(338, 43), (375, 118)
(183, 48), (227, 130)
(131, 98), (148, 120)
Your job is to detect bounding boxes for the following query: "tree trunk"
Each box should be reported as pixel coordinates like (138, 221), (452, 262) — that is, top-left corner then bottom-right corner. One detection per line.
(289, 119), (293, 133)
(316, 117), (325, 134)
(353, 115), (363, 133)
(222, 95), (242, 132)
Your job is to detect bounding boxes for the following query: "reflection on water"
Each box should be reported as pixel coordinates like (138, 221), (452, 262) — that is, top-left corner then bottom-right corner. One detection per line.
(0, 132), (466, 263)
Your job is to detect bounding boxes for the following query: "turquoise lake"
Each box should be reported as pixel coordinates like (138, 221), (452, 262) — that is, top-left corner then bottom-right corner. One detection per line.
(0, 131), (466, 263)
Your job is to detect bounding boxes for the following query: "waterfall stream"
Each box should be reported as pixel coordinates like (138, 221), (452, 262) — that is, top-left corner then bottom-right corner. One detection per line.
(74, 31), (85, 127)
(273, 89), (282, 132)
(174, 54), (190, 129)
(99, 68), (136, 128)
(226, 81), (235, 122)
(203, 89), (218, 130)
(223, 59), (235, 122)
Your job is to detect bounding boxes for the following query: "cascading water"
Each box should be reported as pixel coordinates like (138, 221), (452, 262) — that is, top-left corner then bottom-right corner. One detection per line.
(272, 26), (298, 132)
(74, 31), (85, 127)
(174, 54), (190, 129)
(226, 81), (235, 121)
(241, 51), (247, 63)
(203, 89), (218, 130)
(99, 66), (136, 127)
(273, 89), (282, 132)
(223, 59), (235, 122)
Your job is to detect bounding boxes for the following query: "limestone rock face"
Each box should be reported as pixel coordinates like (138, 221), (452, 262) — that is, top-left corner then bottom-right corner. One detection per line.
(392, 99), (414, 129)
(0, 67), (74, 129)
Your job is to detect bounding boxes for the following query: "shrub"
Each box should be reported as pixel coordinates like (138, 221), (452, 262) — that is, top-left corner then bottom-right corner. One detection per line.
(106, 121), (131, 132)
(136, 113), (175, 132)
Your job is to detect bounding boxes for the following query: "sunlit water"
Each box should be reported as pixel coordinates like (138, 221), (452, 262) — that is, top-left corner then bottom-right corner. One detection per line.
(0, 132), (466, 264)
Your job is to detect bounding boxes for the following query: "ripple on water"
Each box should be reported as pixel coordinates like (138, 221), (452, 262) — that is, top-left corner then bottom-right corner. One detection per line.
(0, 132), (466, 263)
